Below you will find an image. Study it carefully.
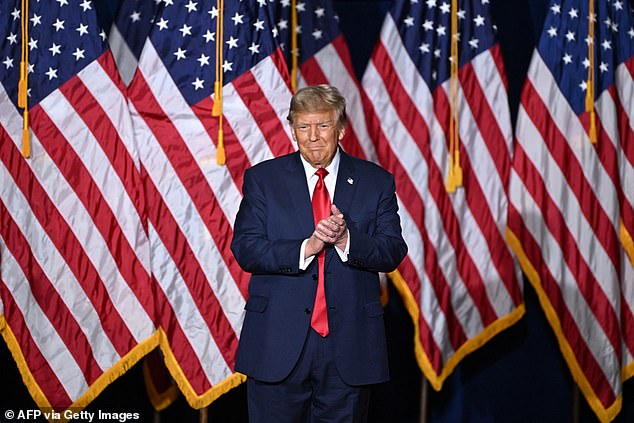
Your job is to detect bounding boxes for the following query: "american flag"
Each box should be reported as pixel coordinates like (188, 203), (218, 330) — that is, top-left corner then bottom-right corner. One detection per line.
(507, 0), (634, 420)
(273, 0), (377, 162)
(109, 0), (159, 85)
(0, 0), (156, 413)
(361, 0), (524, 389)
(127, 0), (295, 406)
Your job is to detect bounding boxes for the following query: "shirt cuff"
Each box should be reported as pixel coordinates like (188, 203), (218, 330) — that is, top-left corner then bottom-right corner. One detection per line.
(299, 238), (316, 270)
(334, 229), (350, 262)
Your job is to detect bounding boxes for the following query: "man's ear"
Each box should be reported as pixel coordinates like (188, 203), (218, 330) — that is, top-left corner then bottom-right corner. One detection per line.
(338, 127), (345, 140)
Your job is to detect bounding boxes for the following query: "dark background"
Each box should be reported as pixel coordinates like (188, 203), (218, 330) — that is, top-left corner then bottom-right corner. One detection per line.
(1, 1), (632, 422)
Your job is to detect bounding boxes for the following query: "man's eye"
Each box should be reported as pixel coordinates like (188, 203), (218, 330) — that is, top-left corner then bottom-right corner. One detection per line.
(319, 124), (332, 130)
(297, 125), (308, 131)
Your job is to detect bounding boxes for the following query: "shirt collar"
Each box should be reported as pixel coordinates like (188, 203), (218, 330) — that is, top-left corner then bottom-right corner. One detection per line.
(299, 148), (340, 181)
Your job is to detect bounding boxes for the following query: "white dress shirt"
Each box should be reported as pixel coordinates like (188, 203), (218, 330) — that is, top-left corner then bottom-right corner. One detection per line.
(299, 150), (350, 270)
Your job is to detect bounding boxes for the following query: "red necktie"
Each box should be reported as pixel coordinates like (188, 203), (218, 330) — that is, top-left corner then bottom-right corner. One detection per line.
(311, 168), (330, 337)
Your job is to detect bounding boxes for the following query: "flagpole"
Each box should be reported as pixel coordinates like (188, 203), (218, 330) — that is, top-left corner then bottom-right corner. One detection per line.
(153, 410), (161, 423)
(571, 384), (580, 423)
(199, 406), (208, 423)
(419, 377), (429, 423)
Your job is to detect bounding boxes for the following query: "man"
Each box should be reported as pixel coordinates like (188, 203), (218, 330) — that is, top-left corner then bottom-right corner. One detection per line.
(231, 85), (407, 422)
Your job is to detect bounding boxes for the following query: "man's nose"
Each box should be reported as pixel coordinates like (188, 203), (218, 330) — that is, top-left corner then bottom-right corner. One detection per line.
(309, 125), (319, 140)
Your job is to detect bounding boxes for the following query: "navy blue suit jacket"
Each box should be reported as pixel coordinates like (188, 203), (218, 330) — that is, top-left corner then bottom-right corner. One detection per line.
(231, 150), (407, 385)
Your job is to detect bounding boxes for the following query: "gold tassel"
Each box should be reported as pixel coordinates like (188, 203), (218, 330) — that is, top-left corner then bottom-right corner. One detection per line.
(212, 0), (224, 117)
(216, 124), (226, 165)
(212, 0), (226, 165)
(22, 109), (30, 158)
(290, 0), (298, 92)
(586, 0), (597, 144)
(445, 0), (462, 192)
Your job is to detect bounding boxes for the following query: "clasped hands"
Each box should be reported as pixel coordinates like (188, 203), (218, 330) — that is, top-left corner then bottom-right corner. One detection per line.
(305, 204), (347, 258)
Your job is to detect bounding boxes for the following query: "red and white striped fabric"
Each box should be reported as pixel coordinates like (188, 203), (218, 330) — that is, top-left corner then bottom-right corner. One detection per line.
(126, 0), (295, 406)
(361, 1), (523, 389)
(507, 1), (634, 421)
(0, 0), (156, 412)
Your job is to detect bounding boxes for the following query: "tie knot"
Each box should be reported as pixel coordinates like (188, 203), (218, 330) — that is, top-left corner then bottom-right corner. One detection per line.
(315, 168), (328, 180)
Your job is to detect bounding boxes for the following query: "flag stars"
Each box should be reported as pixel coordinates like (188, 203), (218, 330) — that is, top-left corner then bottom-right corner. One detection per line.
(436, 25), (446, 36)
(579, 80), (587, 91)
(440, 2), (450, 14)
(254, 19), (265, 31)
(203, 30), (215, 42)
(56, 0), (68, 6)
(3, 57), (13, 69)
(179, 24), (192, 36)
(49, 43), (62, 56)
(562, 53), (572, 64)
(226, 36), (239, 49)
(248, 42), (260, 55)
(209, 6), (218, 19)
(257, 0), (267, 6)
(629, 27), (634, 38)
(434, 48), (441, 58)
(419, 42), (430, 53)
(614, 0), (623, 11)
(426, 0), (437, 7)
(53, 18), (65, 31)
(185, 0), (197, 12)
(312, 29), (323, 39)
(474, 15), (485, 26)
(156, 18), (169, 30)
(76, 23), (89, 36)
(457, 9), (466, 19)
(80, 0), (91, 11)
(599, 62), (608, 73)
(130, 11), (141, 23)
(568, 8), (578, 18)
(278, 19), (288, 30)
(565, 31), (575, 42)
(315, 7), (325, 18)
(197, 53), (210, 66)
(547, 26), (558, 37)
(11, 8), (20, 20)
(6, 33), (18, 45)
(192, 77), (204, 90)
(45, 67), (58, 80)
(404, 16), (414, 27)
(468, 38), (479, 49)
(174, 47), (187, 60)
(231, 12), (244, 25)
(551, 3), (561, 14)
(296, 2), (306, 12)
(602, 40), (612, 50)
(582, 57), (590, 68)
(29, 37), (38, 50)
(30, 14), (42, 27)
(222, 60), (233, 72)
(422, 20), (434, 31)
(72, 48), (85, 61)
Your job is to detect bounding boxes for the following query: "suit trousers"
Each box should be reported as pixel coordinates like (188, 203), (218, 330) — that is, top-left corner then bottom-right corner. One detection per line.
(246, 328), (371, 423)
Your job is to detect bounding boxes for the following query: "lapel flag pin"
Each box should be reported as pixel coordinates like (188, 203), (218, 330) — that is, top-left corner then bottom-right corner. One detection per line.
(347, 177), (354, 185)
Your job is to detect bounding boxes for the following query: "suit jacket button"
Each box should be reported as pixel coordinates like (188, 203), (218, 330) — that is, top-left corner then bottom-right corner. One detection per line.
(305, 308), (311, 315)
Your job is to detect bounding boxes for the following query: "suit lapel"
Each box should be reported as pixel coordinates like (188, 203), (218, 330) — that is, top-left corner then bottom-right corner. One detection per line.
(326, 151), (358, 268)
(284, 152), (314, 237)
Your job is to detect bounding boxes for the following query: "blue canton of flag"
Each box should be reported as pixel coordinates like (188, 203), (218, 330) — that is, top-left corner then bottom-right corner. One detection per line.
(538, 0), (634, 113)
(150, 0), (282, 106)
(1, 0), (107, 107)
(394, 0), (496, 89)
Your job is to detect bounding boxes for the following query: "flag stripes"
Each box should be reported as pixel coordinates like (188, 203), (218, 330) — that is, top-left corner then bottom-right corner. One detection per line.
(362, 8), (522, 388)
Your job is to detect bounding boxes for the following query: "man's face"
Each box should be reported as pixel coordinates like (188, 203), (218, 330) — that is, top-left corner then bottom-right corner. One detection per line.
(291, 110), (345, 169)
